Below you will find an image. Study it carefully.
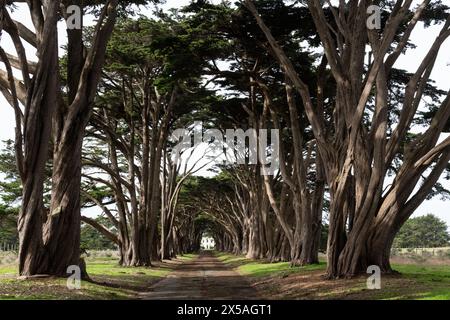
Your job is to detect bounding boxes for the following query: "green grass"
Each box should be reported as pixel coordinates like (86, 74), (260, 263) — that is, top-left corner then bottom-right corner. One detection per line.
(0, 265), (17, 275)
(176, 253), (198, 261)
(0, 253), (202, 300)
(0, 257), (175, 300)
(216, 252), (450, 300)
(0, 278), (134, 300)
(86, 261), (171, 277)
(238, 261), (326, 277)
(215, 252), (249, 267)
(392, 264), (450, 281)
(385, 264), (450, 300)
(0, 259), (172, 278)
(216, 252), (326, 277)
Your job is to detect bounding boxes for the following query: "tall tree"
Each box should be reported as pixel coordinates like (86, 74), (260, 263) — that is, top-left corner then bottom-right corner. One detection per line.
(0, 0), (158, 276)
(246, 0), (450, 277)
(81, 16), (220, 265)
(185, 0), (329, 264)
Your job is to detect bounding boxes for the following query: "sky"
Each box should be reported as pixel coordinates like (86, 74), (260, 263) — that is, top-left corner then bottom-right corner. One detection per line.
(0, 0), (449, 228)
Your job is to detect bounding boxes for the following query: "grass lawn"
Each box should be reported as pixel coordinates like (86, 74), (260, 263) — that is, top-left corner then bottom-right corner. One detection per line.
(216, 252), (326, 277)
(0, 253), (197, 300)
(385, 264), (450, 300)
(177, 253), (198, 261)
(216, 252), (450, 300)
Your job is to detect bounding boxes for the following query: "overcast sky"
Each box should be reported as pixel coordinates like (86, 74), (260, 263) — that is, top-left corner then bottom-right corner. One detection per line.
(0, 0), (449, 228)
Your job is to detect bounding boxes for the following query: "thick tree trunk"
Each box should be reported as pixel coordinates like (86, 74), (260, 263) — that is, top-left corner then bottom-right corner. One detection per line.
(38, 132), (84, 276)
(325, 185), (348, 278)
(18, 0), (119, 277)
(328, 219), (397, 277)
(367, 227), (397, 274)
(242, 225), (249, 254)
(246, 209), (262, 259)
(298, 217), (319, 265)
(131, 225), (152, 266)
(18, 1), (60, 276)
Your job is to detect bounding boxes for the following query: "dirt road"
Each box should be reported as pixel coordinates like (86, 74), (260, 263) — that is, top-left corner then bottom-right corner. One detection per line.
(140, 252), (260, 300)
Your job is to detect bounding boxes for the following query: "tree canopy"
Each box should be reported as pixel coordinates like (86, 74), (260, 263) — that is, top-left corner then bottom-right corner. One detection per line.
(394, 214), (450, 248)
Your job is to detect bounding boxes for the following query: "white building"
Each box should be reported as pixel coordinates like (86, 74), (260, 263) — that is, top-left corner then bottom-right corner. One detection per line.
(201, 236), (215, 250)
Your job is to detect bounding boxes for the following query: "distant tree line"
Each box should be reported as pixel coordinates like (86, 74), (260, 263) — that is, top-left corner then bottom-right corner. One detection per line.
(393, 214), (450, 248)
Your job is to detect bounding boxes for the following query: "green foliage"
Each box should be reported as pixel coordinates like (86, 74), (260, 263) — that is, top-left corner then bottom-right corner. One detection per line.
(97, 14), (222, 130)
(0, 141), (21, 205)
(0, 205), (18, 247)
(393, 214), (450, 248)
(0, 139), (53, 208)
(319, 223), (328, 252)
(85, 0), (161, 17)
(217, 252), (326, 277)
(105, 14), (227, 91)
(0, 141), (20, 247)
(80, 217), (117, 251)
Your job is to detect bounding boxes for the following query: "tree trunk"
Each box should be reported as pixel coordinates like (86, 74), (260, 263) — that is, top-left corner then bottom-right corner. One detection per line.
(40, 134), (84, 275)
(246, 206), (262, 259)
(18, 1), (60, 276)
